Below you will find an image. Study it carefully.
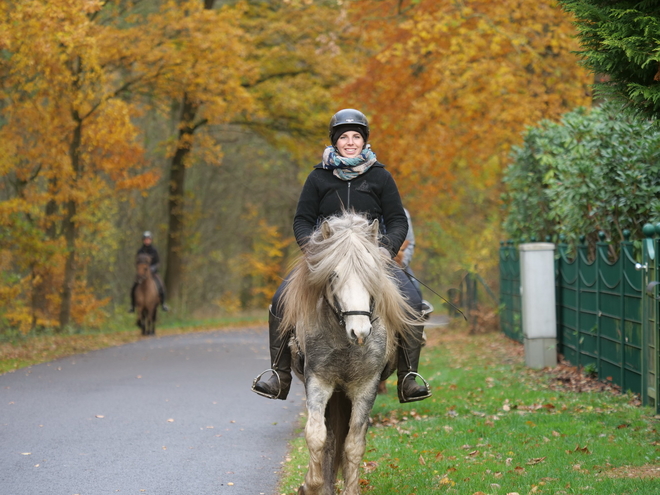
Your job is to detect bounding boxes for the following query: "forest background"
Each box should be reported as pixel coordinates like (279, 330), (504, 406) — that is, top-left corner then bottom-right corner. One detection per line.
(0, 0), (592, 334)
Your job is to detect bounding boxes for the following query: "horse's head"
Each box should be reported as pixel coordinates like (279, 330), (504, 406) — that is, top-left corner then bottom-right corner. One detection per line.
(321, 217), (380, 346)
(281, 211), (416, 351)
(136, 253), (152, 282)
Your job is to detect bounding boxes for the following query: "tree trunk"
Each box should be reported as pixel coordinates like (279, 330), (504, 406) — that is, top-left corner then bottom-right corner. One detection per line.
(164, 0), (215, 305)
(165, 92), (200, 304)
(32, 181), (59, 327)
(59, 112), (82, 330)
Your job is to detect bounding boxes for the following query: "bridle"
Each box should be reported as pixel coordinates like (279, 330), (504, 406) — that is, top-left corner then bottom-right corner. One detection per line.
(136, 261), (151, 284)
(324, 293), (377, 328)
(323, 272), (378, 328)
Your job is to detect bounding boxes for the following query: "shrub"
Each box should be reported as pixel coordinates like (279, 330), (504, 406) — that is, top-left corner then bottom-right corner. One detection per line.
(502, 101), (660, 245)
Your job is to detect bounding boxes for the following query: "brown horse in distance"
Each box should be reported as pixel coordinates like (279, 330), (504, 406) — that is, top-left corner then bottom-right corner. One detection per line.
(135, 253), (159, 336)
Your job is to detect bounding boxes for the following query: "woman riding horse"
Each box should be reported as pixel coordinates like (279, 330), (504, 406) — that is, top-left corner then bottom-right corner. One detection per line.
(252, 108), (431, 404)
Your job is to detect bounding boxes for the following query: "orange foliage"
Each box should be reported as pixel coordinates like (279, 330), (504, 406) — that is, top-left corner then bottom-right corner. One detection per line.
(237, 206), (294, 308)
(0, 1), (161, 330)
(339, 0), (592, 273)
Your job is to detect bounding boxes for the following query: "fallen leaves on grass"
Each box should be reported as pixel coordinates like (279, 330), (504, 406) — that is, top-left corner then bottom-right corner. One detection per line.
(599, 464), (660, 479)
(0, 333), (141, 373)
(542, 358), (625, 395)
(570, 445), (591, 454)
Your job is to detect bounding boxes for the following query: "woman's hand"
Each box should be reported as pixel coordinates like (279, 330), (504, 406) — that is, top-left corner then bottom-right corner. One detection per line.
(393, 240), (410, 267)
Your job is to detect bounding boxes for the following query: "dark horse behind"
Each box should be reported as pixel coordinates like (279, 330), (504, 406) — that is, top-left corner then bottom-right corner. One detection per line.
(279, 211), (419, 495)
(135, 253), (159, 336)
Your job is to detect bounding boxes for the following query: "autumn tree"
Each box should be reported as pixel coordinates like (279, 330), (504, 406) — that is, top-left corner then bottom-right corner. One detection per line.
(0, 0), (365, 329)
(339, 0), (592, 283)
(158, 0), (358, 304)
(0, 1), (173, 330)
(136, 0), (255, 305)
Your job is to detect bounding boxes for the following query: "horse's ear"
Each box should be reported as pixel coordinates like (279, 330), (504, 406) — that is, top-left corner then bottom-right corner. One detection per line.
(321, 220), (333, 239)
(369, 219), (379, 242)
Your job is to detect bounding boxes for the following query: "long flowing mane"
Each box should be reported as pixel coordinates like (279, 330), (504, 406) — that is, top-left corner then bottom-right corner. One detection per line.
(280, 211), (416, 348)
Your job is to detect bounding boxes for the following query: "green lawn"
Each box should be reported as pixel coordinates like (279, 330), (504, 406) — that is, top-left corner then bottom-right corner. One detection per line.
(279, 323), (660, 495)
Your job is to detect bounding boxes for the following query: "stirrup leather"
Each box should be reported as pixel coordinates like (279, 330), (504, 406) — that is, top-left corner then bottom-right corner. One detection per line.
(251, 368), (283, 400)
(398, 371), (432, 402)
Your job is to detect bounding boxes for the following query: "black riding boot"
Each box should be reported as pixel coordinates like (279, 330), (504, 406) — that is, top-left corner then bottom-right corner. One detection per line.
(397, 325), (432, 403)
(154, 277), (169, 312)
(251, 307), (292, 400)
(129, 283), (137, 313)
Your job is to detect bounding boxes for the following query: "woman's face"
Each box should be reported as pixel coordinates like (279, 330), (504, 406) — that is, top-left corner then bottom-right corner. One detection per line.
(335, 131), (365, 158)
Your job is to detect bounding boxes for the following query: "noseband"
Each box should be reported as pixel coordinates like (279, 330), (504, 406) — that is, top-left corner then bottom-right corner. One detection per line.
(136, 262), (150, 283)
(324, 293), (377, 328)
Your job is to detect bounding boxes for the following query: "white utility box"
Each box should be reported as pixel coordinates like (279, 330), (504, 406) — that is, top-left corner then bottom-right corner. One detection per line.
(519, 243), (557, 369)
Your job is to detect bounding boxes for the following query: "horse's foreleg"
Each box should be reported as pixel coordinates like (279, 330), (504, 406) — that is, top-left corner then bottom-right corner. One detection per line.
(343, 382), (379, 495)
(302, 376), (334, 495)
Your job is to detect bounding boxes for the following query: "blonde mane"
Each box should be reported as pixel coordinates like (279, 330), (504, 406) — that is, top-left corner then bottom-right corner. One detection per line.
(280, 211), (416, 351)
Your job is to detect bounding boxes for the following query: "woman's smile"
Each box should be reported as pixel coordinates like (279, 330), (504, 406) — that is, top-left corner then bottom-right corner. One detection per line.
(336, 131), (364, 158)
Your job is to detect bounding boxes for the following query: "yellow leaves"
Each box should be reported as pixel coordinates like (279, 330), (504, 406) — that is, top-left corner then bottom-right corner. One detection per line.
(81, 1), (102, 15)
(237, 207), (294, 305)
(340, 0), (591, 276)
(439, 475), (456, 486)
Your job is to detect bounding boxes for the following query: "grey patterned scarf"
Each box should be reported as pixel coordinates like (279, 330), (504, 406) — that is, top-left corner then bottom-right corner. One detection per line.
(321, 145), (378, 181)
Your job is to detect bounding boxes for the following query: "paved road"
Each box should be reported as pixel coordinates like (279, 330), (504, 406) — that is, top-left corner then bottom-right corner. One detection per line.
(0, 327), (305, 495)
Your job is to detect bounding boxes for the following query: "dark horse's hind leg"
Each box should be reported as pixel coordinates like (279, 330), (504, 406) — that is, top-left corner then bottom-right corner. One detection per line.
(149, 307), (158, 335)
(140, 308), (148, 336)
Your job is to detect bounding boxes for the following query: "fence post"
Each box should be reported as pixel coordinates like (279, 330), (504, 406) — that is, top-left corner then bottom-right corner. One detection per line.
(520, 242), (557, 369)
(642, 223), (659, 411)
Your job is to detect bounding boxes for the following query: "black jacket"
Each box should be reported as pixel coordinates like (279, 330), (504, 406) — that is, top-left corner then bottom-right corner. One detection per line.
(293, 162), (408, 257)
(137, 244), (160, 272)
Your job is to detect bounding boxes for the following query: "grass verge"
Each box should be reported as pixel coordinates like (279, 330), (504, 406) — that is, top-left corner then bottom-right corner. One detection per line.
(0, 311), (266, 375)
(278, 322), (660, 495)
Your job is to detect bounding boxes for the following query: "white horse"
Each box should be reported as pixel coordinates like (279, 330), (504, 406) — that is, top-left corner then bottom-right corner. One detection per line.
(280, 211), (418, 495)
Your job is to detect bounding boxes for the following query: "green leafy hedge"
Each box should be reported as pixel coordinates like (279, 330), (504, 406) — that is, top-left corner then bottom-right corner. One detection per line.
(502, 101), (660, 245)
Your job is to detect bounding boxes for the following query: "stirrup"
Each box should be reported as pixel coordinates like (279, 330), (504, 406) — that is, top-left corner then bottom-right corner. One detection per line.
(421, 300), (434, 320)
(398, 371), (432, 403)
(251, 368), (283, 400)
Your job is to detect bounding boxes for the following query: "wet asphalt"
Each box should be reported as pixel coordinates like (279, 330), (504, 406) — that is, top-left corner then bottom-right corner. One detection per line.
(0, 327), (305, 495)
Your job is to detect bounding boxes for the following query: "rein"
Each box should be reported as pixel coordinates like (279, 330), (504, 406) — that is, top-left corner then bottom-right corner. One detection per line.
(405, 271), (468, 321)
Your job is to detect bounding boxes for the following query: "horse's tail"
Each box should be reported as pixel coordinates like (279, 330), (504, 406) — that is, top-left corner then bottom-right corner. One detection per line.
(325, 389), (351, 482)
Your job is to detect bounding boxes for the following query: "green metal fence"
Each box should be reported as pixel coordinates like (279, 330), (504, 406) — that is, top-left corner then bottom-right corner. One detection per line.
(499, 241), (522, 343)
(555, 232), (643, 397)
(499, 223), (660, 413)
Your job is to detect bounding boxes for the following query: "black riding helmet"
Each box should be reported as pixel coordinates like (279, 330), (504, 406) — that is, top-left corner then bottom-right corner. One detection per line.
(328, 109), (370, 146)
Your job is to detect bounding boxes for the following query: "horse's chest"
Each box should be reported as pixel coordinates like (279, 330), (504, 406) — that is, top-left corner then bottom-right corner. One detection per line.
(305, 335), (387, 377)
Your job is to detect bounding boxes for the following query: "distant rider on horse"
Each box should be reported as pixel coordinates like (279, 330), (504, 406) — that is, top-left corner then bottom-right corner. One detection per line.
(129, 231), (170, 313)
